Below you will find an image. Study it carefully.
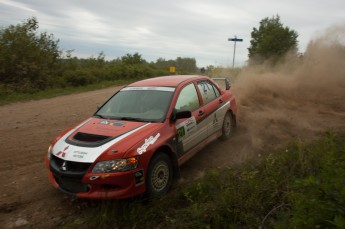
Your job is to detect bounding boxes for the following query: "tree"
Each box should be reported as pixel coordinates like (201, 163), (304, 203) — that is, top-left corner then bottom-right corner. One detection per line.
(248, 15), (298, 64)
(0, 17), (60, 92)
(154, 57), (197, 73)
(121, 53), (146, 65)
(176, 57), (197, 72)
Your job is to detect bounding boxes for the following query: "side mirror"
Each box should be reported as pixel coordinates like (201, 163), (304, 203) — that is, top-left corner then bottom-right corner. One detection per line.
(176, 110), (192, 119)
(225, 78), (231, 90)
(171, 110), (192, 122)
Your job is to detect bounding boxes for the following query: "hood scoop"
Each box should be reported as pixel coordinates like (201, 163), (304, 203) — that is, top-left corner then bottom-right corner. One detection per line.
(63, 117), (150, 148)
(66, 132), (114, 147)
(74, 132), (110, 142)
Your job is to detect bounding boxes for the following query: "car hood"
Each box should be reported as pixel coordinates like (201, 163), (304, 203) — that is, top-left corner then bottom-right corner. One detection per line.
(51, 117), (161, 163)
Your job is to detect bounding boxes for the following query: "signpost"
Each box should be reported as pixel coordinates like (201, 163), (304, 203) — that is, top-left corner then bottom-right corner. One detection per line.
(228, 36), (243, 68)
(169, 66), (176, 74)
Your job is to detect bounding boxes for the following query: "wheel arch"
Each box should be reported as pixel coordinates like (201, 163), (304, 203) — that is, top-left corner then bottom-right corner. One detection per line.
(151, 145), (180, 179)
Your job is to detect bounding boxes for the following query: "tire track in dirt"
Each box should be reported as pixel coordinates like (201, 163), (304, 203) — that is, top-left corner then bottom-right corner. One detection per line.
(0, 87), (121, 228)
(1, 26), (345, 228)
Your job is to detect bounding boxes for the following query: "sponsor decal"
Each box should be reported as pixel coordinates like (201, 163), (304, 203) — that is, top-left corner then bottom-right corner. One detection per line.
(137, 133), (160, 155)
(72, 151), (88, 159)
(185, 117), (196, 132)
(175, 116), (197, 142)
(54, 122), (150, 163)
(56, 146), (69, 158)
(99, 120), (110, 125)
(113, 122), (124, 126)
(98, 120), (125, 126)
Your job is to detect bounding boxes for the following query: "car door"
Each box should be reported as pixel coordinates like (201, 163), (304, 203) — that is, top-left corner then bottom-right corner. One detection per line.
(174, 82), (208, 153)
(197, 80), (228, 137)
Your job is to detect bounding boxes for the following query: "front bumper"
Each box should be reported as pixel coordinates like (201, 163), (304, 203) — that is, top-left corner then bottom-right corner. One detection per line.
(45, 156), (145, 199)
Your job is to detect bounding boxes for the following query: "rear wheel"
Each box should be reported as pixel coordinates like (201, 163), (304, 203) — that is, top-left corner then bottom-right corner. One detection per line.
(146, 153), (173, 198)
(221, 112), (234, 140)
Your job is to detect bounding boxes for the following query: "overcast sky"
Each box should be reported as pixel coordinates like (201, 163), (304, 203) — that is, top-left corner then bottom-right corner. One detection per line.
(1, 0), (344, 67)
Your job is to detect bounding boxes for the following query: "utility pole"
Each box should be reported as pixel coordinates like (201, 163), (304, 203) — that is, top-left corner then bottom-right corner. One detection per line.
(228, 36), (243, 68)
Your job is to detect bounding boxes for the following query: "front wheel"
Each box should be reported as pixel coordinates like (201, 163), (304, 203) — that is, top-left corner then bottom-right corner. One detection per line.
(220, 112), (234, 140)
(146, 153), (173, 198)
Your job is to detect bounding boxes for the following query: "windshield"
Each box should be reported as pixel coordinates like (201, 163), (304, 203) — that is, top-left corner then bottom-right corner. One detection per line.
(95, 87), (175, 122)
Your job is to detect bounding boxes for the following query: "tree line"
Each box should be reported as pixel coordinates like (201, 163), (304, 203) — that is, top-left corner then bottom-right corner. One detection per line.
(0, 17), (198, 93)
(0, 16), (298, 93)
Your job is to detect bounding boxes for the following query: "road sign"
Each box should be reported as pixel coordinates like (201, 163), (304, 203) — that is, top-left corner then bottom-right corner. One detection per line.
(228, 36), (243, 68)
(228, 38), (243, 42)
(169, 66), (175, 74)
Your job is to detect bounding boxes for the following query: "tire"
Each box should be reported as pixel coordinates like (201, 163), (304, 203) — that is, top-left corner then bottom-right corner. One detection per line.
(146, 153), (173, 198)
(220, 112), (234, 140)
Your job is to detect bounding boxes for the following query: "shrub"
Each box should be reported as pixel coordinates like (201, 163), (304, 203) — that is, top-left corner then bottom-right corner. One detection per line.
(65, 132), (345, 229)
(63, 70), (97, 87)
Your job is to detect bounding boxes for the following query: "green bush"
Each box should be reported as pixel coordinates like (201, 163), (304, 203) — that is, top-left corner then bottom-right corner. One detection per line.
(278, 132), (345, 228)
(0, 17), (60, 91)
(64, 132), (345, 229)
(63, 70), (97, 87)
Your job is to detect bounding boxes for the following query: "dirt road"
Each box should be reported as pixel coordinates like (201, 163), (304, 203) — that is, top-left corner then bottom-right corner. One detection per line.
(0, 85), (257, 228)
(1, 28), (345, 228)
(1, 75), (344, 228)
(0, 83), (254, 228)
(0, 87), (122, 228)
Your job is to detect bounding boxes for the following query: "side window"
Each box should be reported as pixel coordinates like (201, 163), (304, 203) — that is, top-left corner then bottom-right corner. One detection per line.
(212, 83), (221, 97)
(175, 83), (200, 112)
(197, 81), (219, 104)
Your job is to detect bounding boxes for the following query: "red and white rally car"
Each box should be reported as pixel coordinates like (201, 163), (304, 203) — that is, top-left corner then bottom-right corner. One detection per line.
(45, 75), (237, 199)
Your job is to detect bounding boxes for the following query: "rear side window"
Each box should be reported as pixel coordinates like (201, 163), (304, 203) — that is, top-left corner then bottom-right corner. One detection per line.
(197, 81), (220, 104)
(175, 83), (200, 112)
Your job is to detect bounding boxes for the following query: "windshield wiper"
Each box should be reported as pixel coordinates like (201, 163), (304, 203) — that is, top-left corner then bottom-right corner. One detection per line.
(119, 117), (145, 122)
(94, 114), (106, 119)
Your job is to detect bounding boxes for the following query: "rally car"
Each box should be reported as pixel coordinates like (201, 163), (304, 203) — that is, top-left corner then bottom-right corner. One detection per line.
(45, 75), (237, 199)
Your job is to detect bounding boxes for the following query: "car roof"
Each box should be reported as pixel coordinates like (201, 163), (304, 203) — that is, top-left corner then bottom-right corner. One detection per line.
(128, 75), (210, 87)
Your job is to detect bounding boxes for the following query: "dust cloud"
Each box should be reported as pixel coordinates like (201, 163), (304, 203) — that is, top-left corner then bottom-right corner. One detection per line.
(230, 25), (345, 160)
(182, 26), (345, 177)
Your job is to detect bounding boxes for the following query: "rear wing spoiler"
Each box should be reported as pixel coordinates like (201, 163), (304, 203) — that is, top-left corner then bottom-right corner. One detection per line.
(212, 78), (231, 90)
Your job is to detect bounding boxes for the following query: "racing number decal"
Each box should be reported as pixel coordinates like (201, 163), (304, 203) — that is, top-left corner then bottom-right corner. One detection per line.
(176, 116), (196, 142)
(177, 126), (186, 138)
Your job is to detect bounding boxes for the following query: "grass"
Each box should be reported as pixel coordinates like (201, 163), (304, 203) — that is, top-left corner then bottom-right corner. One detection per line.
(63, 131), (345, 229)
(0, 79), (136, 106)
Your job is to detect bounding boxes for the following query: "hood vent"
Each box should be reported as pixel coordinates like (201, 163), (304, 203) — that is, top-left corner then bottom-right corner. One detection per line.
(74, 132), (110, 142)
(66, 132), (113, 147)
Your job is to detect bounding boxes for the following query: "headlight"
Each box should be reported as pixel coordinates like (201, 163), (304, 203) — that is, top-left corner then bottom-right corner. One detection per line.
(92, 157), (139, 173)
(47, 145), (53, 160)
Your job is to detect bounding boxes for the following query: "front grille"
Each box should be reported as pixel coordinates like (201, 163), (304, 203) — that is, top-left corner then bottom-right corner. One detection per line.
(51, 155), (92, 173)
(54, 175), (89, 193)
(50, 155), (92, 194)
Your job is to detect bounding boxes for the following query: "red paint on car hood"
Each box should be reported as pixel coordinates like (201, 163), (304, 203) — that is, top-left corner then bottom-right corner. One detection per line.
(70, 117), (147, 138)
